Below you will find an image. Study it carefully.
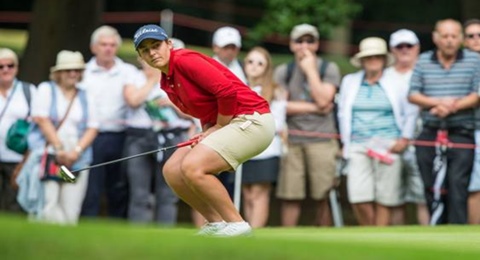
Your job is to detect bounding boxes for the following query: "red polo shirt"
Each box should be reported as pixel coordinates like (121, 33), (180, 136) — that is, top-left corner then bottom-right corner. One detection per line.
(160, 49), (270, 127)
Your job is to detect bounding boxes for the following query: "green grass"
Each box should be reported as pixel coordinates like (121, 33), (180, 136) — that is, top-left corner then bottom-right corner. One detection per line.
(1, 214), (479, 260)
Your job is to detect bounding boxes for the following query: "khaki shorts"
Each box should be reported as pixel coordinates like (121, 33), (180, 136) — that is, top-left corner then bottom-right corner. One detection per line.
(346, 144), (403, 206)
(201, 112), (275, 171)
(276, 140), (339, 200)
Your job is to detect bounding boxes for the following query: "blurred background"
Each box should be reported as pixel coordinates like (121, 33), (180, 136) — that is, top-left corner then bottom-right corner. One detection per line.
(0, 0), (480, 83)
(1, 0), (480, 85)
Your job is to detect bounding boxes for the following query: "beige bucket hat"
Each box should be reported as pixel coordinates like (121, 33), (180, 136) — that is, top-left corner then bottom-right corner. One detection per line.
(50, 50), (85, 73)
(350, 37), (394, 68)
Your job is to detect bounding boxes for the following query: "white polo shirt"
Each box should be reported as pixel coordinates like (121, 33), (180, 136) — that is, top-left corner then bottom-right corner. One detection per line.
(81, 57), (137, 132)
(126, 69), (165, 129)
(0, 79), (36, 163)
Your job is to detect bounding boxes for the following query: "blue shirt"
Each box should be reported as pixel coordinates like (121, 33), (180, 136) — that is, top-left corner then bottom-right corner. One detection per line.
(351, 80), (400, 143)
(409, 49), (480, 129)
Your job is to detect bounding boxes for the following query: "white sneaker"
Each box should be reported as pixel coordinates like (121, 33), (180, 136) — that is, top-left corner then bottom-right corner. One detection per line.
(212, 221), (252, 237)
(196, 221), (227, 236)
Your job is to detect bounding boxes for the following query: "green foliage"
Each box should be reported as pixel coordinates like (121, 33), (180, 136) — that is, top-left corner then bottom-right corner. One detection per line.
(249, 0), (361, 43)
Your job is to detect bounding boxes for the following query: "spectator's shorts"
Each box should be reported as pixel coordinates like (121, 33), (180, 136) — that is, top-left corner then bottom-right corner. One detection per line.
(346, 143), (403, 207)
(469, 130), (480, 192)
(202, 112), (275, 171)
(276, 140), (339, 200)
(402, 146), (426, 203)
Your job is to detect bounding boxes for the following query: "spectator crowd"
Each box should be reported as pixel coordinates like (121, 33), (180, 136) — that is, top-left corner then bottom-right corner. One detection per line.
(2, 18), (480, 227)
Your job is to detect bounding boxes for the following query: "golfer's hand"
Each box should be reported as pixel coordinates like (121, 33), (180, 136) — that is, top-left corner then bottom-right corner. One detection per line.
(191, 124), (221, 147)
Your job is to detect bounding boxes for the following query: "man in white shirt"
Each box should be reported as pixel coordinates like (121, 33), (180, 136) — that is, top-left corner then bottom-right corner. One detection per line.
(80, 25), (138, 218)
(385, 29), (429, 226)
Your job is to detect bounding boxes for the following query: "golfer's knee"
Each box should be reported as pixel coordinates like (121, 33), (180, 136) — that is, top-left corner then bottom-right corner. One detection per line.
(162, 163), (180, 183)
(180, 161), (207, 185)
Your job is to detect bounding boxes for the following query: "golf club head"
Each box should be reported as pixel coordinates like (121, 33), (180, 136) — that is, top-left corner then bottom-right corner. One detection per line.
(59, 165), (76, 183)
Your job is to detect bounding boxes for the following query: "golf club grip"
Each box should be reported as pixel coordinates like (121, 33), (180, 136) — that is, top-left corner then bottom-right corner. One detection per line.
(70, 139), (196, 173)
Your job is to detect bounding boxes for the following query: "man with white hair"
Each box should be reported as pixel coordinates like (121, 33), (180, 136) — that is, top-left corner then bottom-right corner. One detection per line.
(385, 29), (429, 225)
(80, 25), (138, 219)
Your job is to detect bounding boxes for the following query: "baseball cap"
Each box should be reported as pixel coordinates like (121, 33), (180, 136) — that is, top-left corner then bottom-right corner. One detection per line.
(212, 27), (242, 48)
(133, 24), (169, 49)
(389, 29), (419, 47)
(290, 24), (319, 41)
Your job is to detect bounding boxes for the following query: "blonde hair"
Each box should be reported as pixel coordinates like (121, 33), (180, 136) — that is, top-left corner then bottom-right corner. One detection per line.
(0, 48), (19, 65)
(244, 47), (280, 102)
(90, 25), (122, 46)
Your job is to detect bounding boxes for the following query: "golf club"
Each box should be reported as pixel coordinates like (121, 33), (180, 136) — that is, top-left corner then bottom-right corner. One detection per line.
(59, 138), (197, 183)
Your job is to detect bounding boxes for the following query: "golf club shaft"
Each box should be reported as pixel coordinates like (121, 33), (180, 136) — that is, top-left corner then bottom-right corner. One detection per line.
(69, 139), (195, 174)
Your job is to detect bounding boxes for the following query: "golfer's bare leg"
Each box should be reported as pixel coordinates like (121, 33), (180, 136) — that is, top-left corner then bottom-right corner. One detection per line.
(181, 144), (244, 222)
(163, 147), (223, 222)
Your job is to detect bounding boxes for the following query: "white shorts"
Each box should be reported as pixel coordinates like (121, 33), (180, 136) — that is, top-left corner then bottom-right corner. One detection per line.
(346, 144), (403, 207)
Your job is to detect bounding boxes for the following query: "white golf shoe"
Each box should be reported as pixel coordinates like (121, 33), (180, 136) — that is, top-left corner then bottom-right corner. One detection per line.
(212, 221), (252, 237)
(196, 221), (227, 236)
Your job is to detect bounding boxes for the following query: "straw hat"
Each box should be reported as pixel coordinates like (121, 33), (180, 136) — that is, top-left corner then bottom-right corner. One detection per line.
(50, 50), (85, 73)
(350, 37), (394, 68)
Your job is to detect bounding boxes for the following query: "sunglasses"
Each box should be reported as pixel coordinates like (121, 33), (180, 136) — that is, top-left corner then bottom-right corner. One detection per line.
(62, 69), (83, 73)
(294, 38), (316, 44)
(466, 33), (480, 39)
(394, 44), (414, 49)
(247, 59), (265, 66)
(0, 63), (15, 70)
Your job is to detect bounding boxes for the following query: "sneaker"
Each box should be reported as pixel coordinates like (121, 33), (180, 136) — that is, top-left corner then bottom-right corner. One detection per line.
(212, 221), (252, 237)
(196, 221), (227, 236)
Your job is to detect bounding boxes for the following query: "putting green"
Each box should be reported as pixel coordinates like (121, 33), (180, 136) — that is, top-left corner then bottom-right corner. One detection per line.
(0, 214), (479, 259)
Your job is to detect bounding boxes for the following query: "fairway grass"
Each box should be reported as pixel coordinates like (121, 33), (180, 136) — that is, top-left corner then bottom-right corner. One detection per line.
(0, 214), (479, 259)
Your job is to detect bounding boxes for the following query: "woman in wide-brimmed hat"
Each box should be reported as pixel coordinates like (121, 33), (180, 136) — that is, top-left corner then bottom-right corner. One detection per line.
(338, 37), (418, 226)
(17, 50), (99, 225)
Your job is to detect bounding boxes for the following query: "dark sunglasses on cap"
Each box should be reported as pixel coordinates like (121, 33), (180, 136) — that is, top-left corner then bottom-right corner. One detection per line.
(0, 63), (15, 70)
(394, 44), (414, 49)
(467, 33), (480, 39)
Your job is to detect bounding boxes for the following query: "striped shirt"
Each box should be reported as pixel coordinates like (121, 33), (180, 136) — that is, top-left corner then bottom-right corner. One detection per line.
(351, 80), (400, 143)
(409, 49), (480, 129)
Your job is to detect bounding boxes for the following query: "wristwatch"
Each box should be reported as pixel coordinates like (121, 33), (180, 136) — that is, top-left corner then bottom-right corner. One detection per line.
(74, 145), (83, 154)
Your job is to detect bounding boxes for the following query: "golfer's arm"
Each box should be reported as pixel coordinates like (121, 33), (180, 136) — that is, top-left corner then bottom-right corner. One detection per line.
(216, 114), (234, 127)
(34, 117), (63, 149)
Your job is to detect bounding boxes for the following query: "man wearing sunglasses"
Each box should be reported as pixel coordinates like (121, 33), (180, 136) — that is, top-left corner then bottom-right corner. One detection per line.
(274, 23), (341, 227)
(385, 29), (429, 226)
(463, 19), (480, 225)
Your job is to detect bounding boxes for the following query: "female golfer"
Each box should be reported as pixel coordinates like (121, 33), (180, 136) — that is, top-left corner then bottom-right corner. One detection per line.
(133, 24), (275, 237)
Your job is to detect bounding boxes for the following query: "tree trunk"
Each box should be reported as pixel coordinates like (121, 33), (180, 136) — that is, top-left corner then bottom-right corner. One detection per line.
(19, 0), (104, 85)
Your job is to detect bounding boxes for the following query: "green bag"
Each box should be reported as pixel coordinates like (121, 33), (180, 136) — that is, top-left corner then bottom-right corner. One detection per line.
(6, 119), (30, 154)
(5, 81), (31, 154)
